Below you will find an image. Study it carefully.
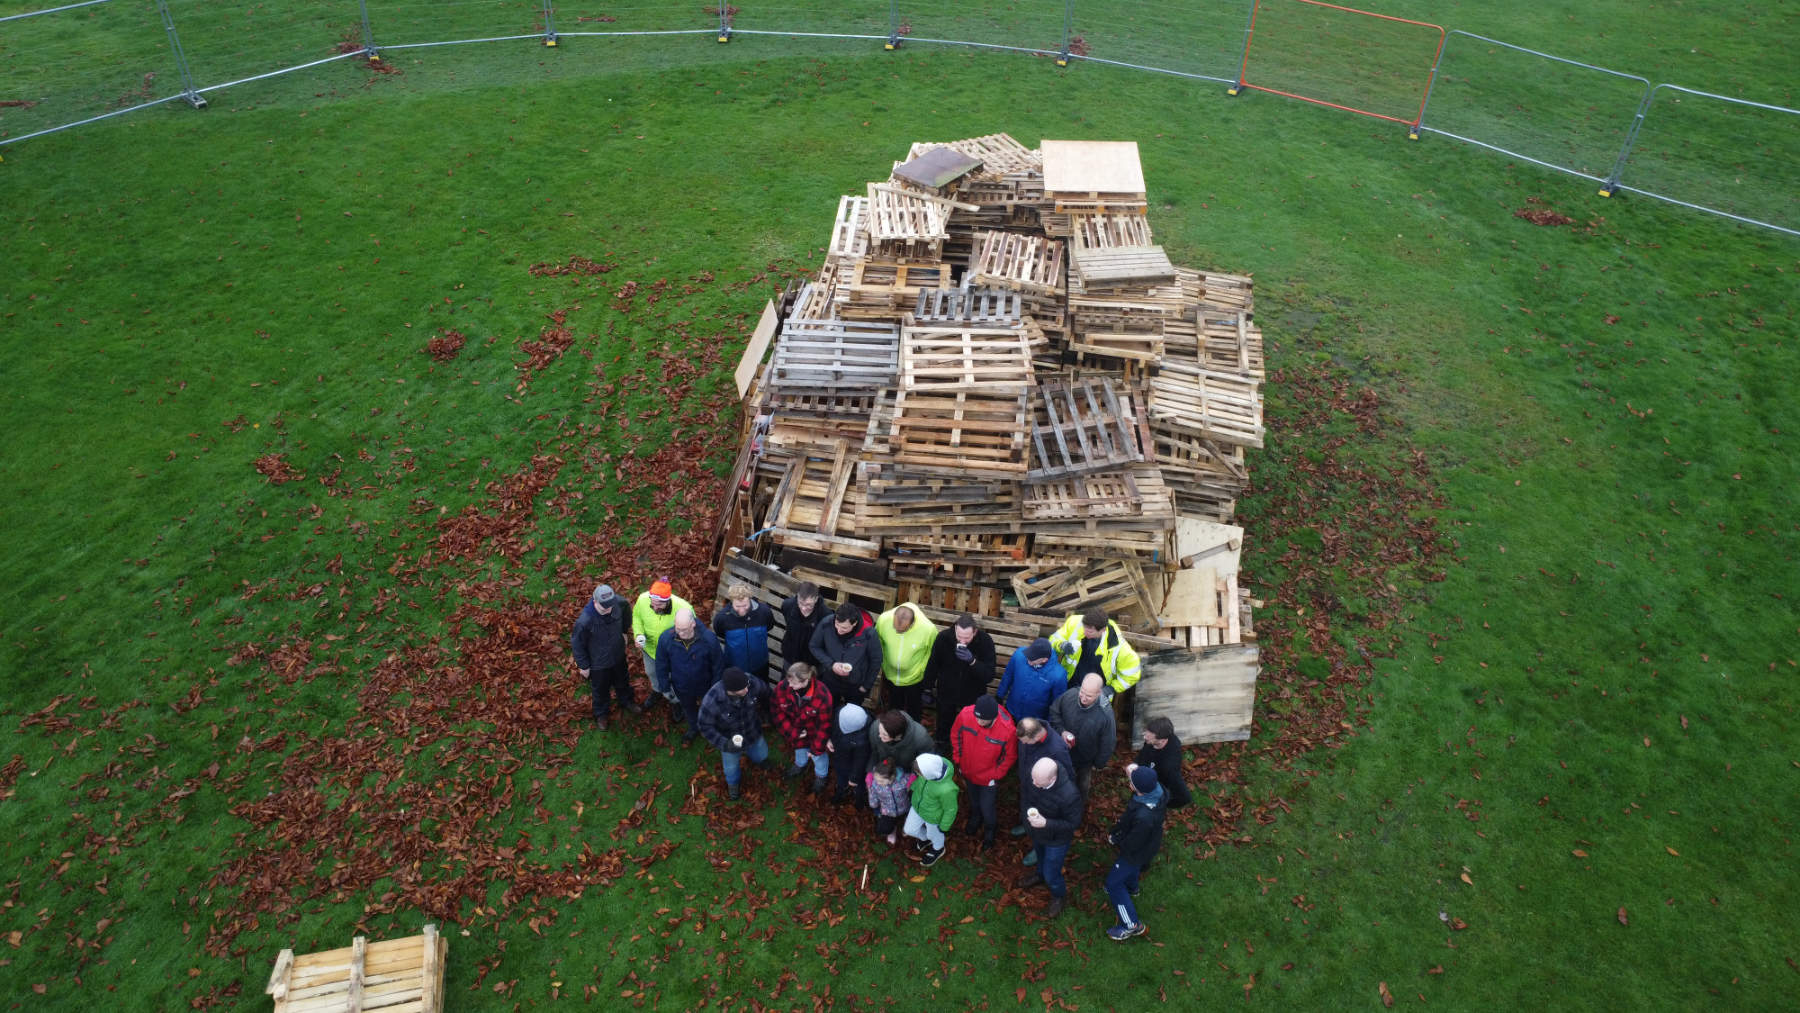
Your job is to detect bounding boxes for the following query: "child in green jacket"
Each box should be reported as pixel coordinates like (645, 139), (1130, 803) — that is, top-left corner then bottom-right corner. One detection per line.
(905, 752), (959, 867)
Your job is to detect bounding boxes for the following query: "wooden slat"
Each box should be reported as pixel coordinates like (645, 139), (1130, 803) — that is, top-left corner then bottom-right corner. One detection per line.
(899, 325), (1034, 395)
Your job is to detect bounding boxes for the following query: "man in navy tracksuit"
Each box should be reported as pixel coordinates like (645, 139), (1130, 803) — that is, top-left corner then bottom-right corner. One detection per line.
(1104, 766), (1168, 941)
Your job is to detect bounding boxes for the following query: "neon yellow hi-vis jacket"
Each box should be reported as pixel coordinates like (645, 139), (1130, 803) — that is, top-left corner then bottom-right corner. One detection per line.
(875, 602), (938, 687)
(1048, 613), (1143, 694)
(632, 593), (692, 660)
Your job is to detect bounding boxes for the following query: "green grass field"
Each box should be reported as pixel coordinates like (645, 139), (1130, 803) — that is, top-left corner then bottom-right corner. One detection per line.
(1, 3), (1795, 1009)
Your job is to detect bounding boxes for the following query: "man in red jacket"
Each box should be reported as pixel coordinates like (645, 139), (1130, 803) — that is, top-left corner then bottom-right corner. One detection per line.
(950, 694), (1016, 850)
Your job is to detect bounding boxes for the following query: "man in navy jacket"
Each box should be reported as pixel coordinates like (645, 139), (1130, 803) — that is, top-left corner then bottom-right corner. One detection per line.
(570, 583), (638, 729)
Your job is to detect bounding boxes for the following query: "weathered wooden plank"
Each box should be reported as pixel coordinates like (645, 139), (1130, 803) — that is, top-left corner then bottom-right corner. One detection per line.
(1131, 644), (1259, 744)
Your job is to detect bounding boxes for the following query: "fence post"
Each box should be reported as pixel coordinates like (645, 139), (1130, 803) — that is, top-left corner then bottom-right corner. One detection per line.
(153, 0), (205, 109)
(1410, 32), (1449, 140)
(1600, 86), (1656, 198)
(357, 0), (379, 61)
(1227, 0), (1258, 96)
(716, 1), (731, 42)
(1057, 0), (1073, 66)
(541, 0), (558, 46)
(886, 0), (900, 49)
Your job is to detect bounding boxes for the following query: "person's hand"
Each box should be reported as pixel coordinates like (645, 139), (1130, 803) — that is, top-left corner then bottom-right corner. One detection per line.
(579, 668), (590, 678)
(825, 740), (836, 754)
(833, 662), (852, 676)
(731, 734), (744, 749)
(1062, 730), (1076, 745)
(1028, 811), (1047, 829)
(635, 634), (647, 648)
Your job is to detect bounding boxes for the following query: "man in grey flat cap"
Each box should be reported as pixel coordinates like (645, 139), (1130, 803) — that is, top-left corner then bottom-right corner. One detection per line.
(571, 583), (640, 730)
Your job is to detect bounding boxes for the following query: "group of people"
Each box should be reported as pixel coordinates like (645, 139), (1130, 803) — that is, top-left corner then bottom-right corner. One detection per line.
(570, 576), (1189, 940)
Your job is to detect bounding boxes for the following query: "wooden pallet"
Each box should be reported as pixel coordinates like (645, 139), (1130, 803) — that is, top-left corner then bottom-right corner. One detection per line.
(888, 389), (1030, 480)
(1199, 271), (1254, 313)
(266, 925), (445, 1013)
(1131, 644), (1259, 745)
(1011, 558), (1153, 620)
(786, 277), (837, 322)
(892, 145), (984, 191)
(768, 318), (899, 394)
(909, 132), (1041, 177)
(827, 195), (870, 267)
(1026, 377), (1146, 482)
(911, 286), (1022, 326)
(899, 325), (1035, 395)
(1196, 310), (1265, 379)
(968, 230), (1065, 295)
(1149, 364), (1265, 448)
(1071, 244), (1177, 290)
(895, 578), (1005, 618)
(762, 445), (881, 559)
(1068, 212), (1153, 250)
(838, 260), (954, 319)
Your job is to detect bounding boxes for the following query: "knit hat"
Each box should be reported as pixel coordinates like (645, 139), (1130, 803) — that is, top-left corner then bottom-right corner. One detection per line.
(648, 578), (673, 601)
(973, 695), (999, 721)
(1025, 638), (1053, 662)
(722, 667), (749, 692)
(1131, 765), (1160, 795)
(838, 703), (869, 735)
(916, 753), (947, 781)
(592, 584), (617, 606)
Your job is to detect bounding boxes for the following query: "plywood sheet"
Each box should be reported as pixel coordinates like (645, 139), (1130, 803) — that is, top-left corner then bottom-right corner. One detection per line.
(1042, 139), (1146, 195)
(1131, 644), (1258, 745)
(734, 300), (781, 398)
(1159, 566), (1221, 626)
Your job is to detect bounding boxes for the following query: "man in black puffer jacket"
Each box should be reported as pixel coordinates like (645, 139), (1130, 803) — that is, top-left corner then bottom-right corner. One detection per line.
(1016, 757), (1083, 919)
(780, 581), (832, 673)
(810, 602), (881, 711)
(697, 668), (770, 801)
(1104, 766), (1168, 941)
(570, 583), (639, 729)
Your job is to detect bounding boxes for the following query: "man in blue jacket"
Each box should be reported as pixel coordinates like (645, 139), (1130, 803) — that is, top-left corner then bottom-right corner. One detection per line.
(570, 583), (639, 730)
(657, 608), (725, 744)
(712, 582), (775, 688)
(996, 638), (1069, 722)
(697, 667), (770, 800)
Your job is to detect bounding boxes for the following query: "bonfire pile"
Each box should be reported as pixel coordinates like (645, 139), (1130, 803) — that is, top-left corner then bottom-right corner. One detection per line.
(713, 134), (1266, 736)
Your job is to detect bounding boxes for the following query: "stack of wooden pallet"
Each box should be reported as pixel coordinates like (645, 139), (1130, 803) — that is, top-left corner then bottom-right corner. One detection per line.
(264, 925), (446, 1013)
(714, 134), (1268, 744)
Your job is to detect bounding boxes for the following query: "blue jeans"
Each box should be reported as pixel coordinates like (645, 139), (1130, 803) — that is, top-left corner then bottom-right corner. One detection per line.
(793, 748), (829, 776)
(1035, 841), (1071, 898)
(1106, 860), (1142, 927)
(720, 736), (770, 786)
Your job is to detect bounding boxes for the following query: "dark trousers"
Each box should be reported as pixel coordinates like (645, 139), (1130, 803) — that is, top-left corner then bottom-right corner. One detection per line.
(676, 686), (705, 735)
(933, 684), (981, 748)
(586, 661), (632, 719)
(1106, 860), (1143, 927)
(886, 680), (924, 723)
(966, 782), (998, 839)
(1034, 841), (1071, 898)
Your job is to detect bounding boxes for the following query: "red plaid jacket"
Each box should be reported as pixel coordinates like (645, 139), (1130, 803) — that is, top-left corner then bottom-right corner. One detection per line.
(772, 679), (834, 752)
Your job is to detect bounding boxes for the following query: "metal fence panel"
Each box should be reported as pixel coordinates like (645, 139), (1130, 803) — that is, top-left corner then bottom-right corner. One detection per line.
(1071, 0), (1248, 83)
(366, 0), (547, 49)
(1234, 0), (1444, 126)
(1417, 32), (1649, 185)
(540, 0), (712, 41)
(162, 0), (360, 94)
(0, 0), (179, 143)
(1615, 84), (1799, 237)
(728, 0), (890, 42)
(895, 0), (1064, 58)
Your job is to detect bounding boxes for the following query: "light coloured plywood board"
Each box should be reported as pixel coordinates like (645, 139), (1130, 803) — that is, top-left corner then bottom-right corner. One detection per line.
(1131, 644), (1259, 745)
(1159, 566), (1221, 627)
(734, 300), (781, 399)
(1042, 139), (1146, 195)
(1175, 517), (1243, 571)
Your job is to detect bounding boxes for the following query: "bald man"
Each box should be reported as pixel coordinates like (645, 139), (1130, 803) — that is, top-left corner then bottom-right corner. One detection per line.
(656, 607), (725, 743)
(1016, 755), (1084, 918)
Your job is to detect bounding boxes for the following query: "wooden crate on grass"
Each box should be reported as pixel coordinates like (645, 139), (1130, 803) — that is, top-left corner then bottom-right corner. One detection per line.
(265, 924), (445, 1013)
